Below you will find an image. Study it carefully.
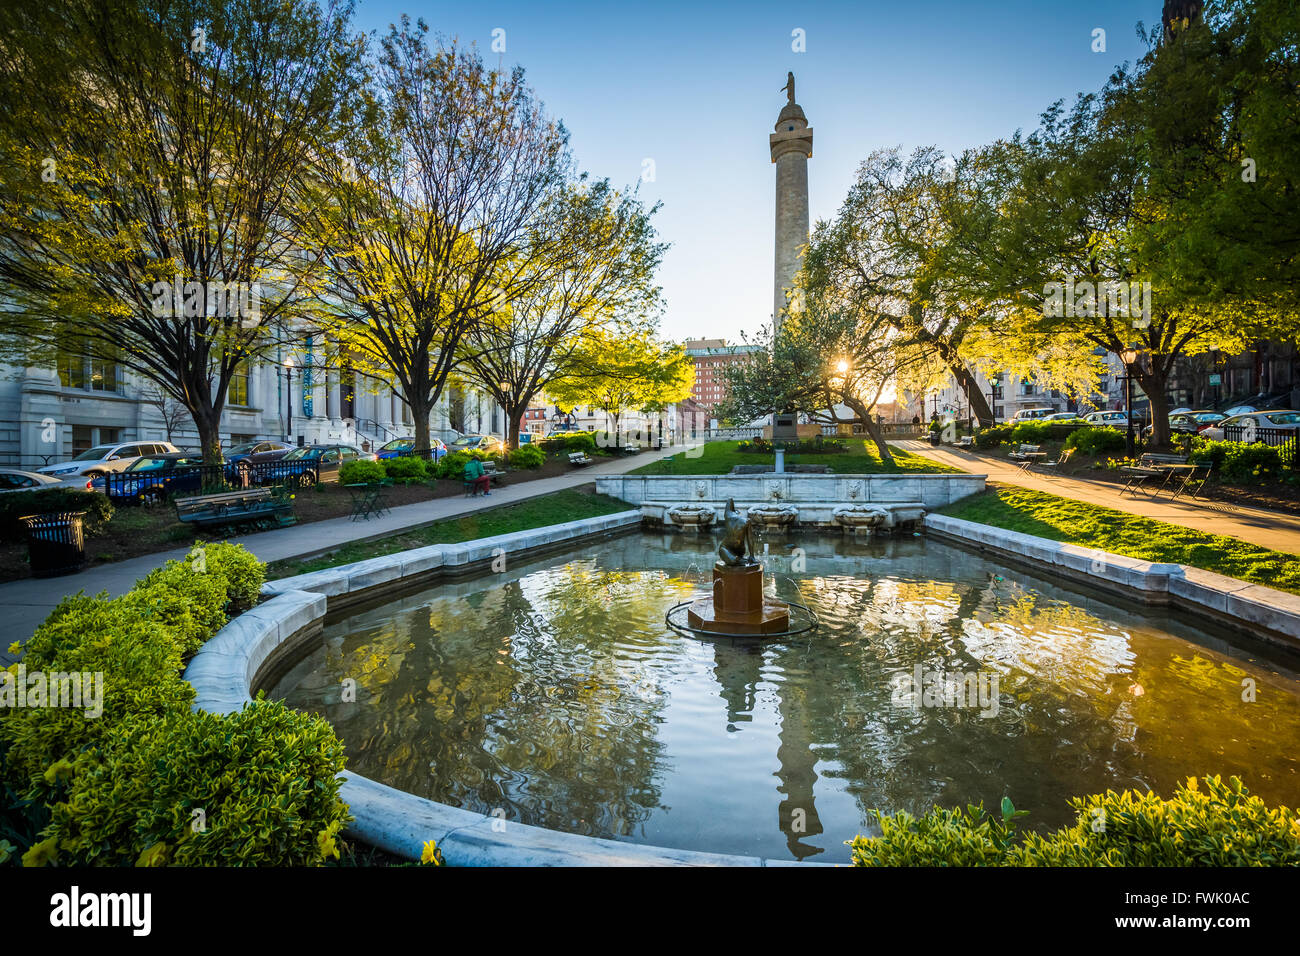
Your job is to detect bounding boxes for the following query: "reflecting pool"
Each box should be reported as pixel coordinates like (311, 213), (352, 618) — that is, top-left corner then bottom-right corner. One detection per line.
(267, 533), (1300, 863)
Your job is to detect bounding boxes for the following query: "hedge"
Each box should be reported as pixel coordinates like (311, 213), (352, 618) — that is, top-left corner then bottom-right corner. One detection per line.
(0, 488), (114, 544)
(381, 456), (428, 482)
(1064, 426), (1127, 456)
(508, 444), (546, 469)
(2, 542), (351, 867)
(538, 431), (597, 455)
(337, 459), (386, 485)
(849, 776), (1299, 866)
(1190, 438), (1289, 485)
(433, 448), (498, 480)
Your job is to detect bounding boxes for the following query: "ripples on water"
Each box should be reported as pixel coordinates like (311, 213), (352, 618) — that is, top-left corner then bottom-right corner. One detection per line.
(268, 533), (1300, 863)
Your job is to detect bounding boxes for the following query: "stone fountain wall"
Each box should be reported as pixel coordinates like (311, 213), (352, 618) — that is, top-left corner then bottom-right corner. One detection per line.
(595, 473), (987, 532)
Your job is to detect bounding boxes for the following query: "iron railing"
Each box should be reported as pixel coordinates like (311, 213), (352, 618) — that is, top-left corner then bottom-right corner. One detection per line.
(1221, 424), (1298, 470)
(99, 458), (321, 503)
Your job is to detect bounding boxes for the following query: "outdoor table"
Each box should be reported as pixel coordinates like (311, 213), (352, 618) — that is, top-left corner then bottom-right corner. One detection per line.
(1118, 466), (1163, 497)
(1017, 451), (1047, 473)
(345, 482), (390, 521)
(1149, 462), (1203, 500)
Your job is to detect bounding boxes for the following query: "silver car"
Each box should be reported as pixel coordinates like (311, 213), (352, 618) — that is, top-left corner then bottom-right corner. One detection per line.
(38, 440), (180, 480)
(1199, 410), (1300, 441)
(0, 468), (94, 493)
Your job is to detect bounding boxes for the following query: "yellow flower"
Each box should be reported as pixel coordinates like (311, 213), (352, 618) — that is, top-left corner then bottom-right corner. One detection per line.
(7, 641), (20, 655)
(317, 825), (340, 861)
(22, 837), (59, 867)
(420, 839), (444, 866)
(135, 842), (169, 867)
(42, 758), (75, 786)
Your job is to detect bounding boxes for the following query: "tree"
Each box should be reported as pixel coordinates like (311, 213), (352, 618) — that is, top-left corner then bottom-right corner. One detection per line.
(0, 0), (364, 462)
(458, 178), (666, 449)
(296, 17), (569, 453)
(139, 384), (189, 445)
(546, 328), (693, 443)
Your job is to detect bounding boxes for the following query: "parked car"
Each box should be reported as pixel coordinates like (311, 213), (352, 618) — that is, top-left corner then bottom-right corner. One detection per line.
(37, 441), (180, 480)
(1008, 407), (1057, 423)
(1043, 412), (1083, 422)
(1141, 411), (1226, 439)
(1082, 410), (1137, 428)
(226, 440), (293, 465)
(90, 451), (208, 503)
(449, 434), (506, 455)
(1199, 410), (1300, 441)
(376, 437), (446, 461)
(277, 444), (375, 484)
(0, 468), (94, 493)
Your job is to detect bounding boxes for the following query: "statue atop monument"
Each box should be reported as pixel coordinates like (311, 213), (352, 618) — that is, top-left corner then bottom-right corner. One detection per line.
(717, 498), (757, 567)
(781, 71), (796, 105)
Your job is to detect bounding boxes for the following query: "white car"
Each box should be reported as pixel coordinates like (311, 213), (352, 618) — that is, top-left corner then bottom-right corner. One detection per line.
(0, 468), (94, 493)
(1082, 410), (1133, 427)
(1043, 412), (1082, 422)
(1199, 410), (1300, 441)
(38, 440), (180, 480)
(1008, 407), (1057, 423)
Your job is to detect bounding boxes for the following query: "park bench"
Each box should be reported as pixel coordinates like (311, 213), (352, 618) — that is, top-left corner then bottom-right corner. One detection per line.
(175, 488), (294, 529)
(567, 451), (593, 466)
(956, 436), (974, 449)
(620, 444), (642, 456)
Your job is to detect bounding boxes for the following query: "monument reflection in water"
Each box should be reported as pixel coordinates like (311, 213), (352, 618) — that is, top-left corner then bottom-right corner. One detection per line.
(268, 532), (1300, 864)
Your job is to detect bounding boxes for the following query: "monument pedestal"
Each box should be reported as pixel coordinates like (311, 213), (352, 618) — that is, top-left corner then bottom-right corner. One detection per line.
(686, 562), (790, 635)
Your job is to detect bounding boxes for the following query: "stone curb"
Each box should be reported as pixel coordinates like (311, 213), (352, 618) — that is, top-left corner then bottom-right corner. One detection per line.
(923, 514), (1300, 648)
(186, 510), (826, 866)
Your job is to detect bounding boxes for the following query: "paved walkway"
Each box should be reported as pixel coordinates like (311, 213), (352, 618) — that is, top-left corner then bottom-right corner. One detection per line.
(0, 446), (673, 662)
(894, 439), (1300, 555)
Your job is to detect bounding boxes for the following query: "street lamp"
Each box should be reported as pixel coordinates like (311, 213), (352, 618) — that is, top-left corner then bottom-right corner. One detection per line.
(282, 355), (295, 444)
(1120, 347), (1139, 455)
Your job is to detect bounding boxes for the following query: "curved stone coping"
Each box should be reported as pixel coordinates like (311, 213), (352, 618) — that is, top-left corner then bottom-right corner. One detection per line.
(186, 510), (824, 865)
(924, 514), (1300, 649)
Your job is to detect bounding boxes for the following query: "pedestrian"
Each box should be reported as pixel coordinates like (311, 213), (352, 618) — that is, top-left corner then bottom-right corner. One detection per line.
(464, 456), (491, 496)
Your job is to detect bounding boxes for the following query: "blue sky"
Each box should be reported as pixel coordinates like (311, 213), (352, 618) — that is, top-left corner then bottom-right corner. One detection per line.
(360, 1), (1158, 343)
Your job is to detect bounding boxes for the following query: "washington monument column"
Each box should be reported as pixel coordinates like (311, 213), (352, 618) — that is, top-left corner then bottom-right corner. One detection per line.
(770, 71), (813, 331)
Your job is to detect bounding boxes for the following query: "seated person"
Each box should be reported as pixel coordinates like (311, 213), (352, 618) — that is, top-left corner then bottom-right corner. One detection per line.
(464, 457), (491, 496)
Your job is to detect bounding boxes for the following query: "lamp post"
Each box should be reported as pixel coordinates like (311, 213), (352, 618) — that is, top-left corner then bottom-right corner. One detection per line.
(282, 355), (295, 444)
(1120, 347), (1139, 455)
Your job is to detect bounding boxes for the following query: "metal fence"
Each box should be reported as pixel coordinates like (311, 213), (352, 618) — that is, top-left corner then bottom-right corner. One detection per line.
(1221, 425), (1298, 470)
(99, 458), (321, 503)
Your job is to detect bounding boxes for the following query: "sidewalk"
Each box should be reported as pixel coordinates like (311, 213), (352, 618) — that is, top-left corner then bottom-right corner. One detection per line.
(0, 445), (674, 662)
(895, 439), (1300, 555)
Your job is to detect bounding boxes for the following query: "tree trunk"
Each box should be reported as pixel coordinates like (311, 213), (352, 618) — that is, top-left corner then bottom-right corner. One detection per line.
(506, 405), (525, 450)
(191, 404), (224, 466)
(844, 395), (893, 463)
(1135, 366), (1172, 447)
(409, 394), (433, 453)
(955, 367), (996, 427)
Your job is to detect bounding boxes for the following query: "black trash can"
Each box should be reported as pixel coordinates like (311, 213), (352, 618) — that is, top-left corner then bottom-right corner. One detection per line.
(20, 511), (88, 578)
(929, 433), (941, 446)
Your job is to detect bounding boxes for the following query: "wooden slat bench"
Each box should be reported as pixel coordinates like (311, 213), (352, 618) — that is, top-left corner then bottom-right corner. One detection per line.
(567, 451), (593, 466)
(175, 488), (294, 529)
(462, 461), (508, 496)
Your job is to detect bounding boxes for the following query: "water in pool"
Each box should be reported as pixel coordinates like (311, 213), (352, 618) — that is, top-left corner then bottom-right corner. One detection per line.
(267, 533), (1300, 863)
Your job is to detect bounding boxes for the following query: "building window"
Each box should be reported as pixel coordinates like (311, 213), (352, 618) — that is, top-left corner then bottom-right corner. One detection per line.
(57, 340), (120, 392)
(228, 361), (251, 406)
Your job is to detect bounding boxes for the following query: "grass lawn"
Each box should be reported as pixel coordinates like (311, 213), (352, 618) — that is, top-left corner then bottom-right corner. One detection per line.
(943, 485), (1300, 595)
(264, 486), (630, 580)
(630, 439), (959, 475)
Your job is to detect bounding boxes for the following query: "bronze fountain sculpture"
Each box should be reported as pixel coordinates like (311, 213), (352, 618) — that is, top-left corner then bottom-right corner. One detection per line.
(665, 498), (816, 639)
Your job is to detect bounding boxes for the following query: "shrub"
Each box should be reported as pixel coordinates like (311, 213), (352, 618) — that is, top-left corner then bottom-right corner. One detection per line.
(0, 489), (113, 544)
(45, 702), (349, 866)
(1064, 426), (1126, 456)
(539, 431), (597, 455)
(974, 424), (1014, 449)
(381, 456), (427, 482)
(508, 443), (546, 469)
(1189, 439), (1284, 484)
(338, 459), (386, 485)
(849, 776), (1300, 867)
(0, 541), (349, 867)
(433, 448), (492, 480)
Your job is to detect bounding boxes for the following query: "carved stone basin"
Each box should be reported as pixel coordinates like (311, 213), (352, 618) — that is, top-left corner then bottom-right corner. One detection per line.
(746, 505), (799, 530)
(832, 505), (890, 533)
(667, 505), (716, 531)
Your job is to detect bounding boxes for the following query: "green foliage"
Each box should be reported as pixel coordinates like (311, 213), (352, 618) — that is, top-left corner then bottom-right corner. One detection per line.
(0, 541), (348, 866)
(381, 456), (428, 482)
(1064, 426), (1126, 456)
(974, 424), (1014, 449)
(338, 459), (386, 485)
(507, 443), (545, 469)
(1189, 439), (1285, 485)
(46, 702), (348, 867)
(0, 489), (113, 544)
(433, 449), (493, 480)
(850, 777), (1299, 866)
(738, 436), (847, 454)
(539, 431), (597, 455)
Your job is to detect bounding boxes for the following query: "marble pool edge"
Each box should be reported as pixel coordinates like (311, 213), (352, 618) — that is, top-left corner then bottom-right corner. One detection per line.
(185, 509), (827, 866)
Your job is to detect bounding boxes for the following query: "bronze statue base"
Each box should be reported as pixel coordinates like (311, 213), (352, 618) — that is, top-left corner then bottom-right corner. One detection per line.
(686, 562), (791, 636)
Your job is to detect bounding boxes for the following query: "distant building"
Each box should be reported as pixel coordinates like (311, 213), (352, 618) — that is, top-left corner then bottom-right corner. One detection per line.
(683, 338), (763, 415)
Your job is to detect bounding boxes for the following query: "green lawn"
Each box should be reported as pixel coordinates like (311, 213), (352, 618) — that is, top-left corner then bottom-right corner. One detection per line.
(942, 485), (1300, 595)
(630, 439), (959, 475)
(264, 487), (630, 580)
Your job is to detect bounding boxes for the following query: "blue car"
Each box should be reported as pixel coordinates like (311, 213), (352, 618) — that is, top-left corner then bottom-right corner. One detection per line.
(91, 452), (209, 504)
(376, 437), (446, 461)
